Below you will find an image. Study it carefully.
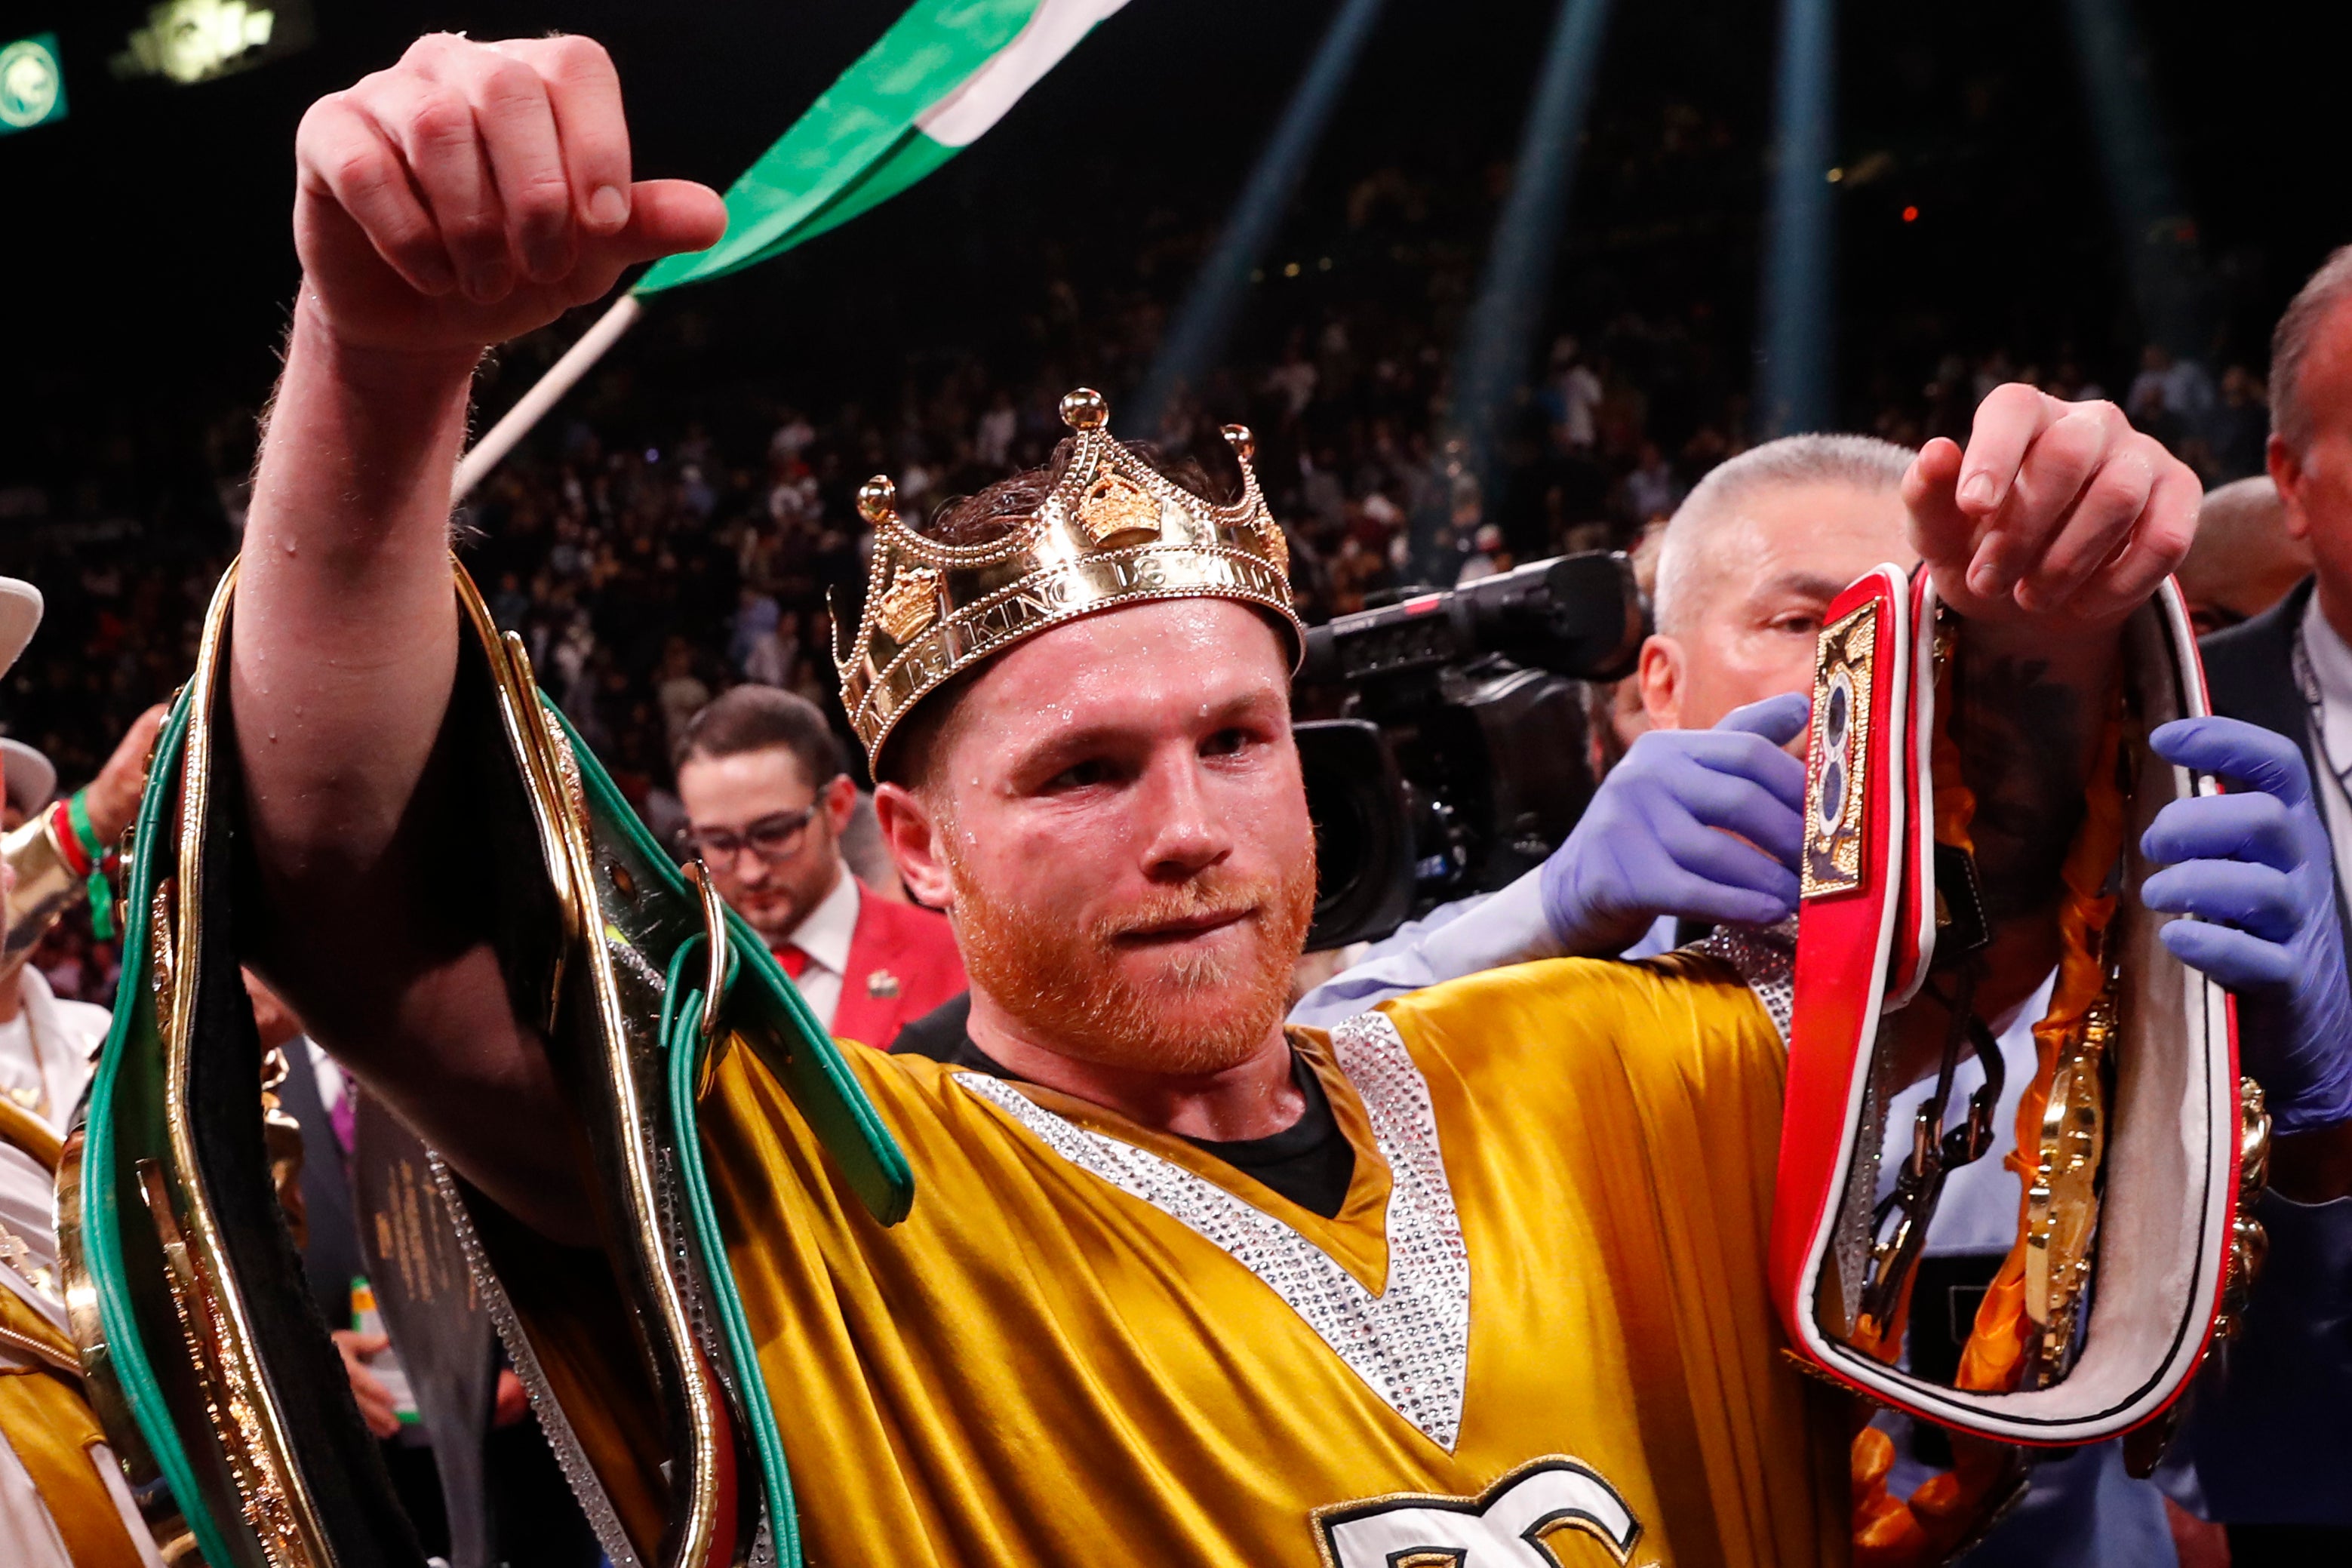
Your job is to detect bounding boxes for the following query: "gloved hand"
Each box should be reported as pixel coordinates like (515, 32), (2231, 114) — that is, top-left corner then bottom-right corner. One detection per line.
(2141, 716), (2352, 1134)
(1539, 692), (1809, 958)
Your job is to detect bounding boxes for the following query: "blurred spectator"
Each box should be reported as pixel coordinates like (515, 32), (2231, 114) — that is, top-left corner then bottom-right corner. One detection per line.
(1621, 440), (1680, 524)
(655, 636), (712, 754)
(769, 407), (814, 465)
(1542, 336), (1604, 452)
(674, 687), (963, 1048)
(731, 587), (781, 675)
(2212, 365), (2271, 480)
(975, 392), (1018, 469)
(2129, 343), (2218, 448)
(743, 609), (803, 690)
(2181, 477), (2312, 636)
(1457, 524), (1510, 584)
(1329, 533), (1385, 614)
(2, 706), (165, 1111)
(0, 116), (2295, 952)
(1265, 336), (1318, 417)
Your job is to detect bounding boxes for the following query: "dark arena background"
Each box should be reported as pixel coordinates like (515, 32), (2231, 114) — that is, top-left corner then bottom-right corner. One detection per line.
(0, 0), (2347, 998)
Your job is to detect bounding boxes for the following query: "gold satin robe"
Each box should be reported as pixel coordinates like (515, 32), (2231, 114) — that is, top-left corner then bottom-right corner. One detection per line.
(541, 952), (1845, 1566)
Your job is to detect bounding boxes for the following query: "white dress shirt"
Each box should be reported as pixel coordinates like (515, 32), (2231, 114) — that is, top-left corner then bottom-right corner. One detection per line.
(2296, 593), (2352, 899)
(0, 968), (110, 1133)
(304, 1038), (352, 1152)
(779, 868), (861, 1032)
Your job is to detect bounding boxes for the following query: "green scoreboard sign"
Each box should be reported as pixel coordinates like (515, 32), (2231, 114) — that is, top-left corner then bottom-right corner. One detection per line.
(0, 33), (67, 136)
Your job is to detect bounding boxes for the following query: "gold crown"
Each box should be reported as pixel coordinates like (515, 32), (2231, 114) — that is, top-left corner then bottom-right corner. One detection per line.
(835, 387), (1301, 768)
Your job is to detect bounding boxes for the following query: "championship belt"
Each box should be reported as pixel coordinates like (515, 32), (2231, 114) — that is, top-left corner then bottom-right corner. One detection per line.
(1771, 565), (2268, 1559)
(61, 560), (914, 1568)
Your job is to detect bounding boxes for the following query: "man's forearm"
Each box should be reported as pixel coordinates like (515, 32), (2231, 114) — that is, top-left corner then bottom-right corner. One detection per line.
(231, 304), (590, 1242)
(218, 32), (722, 1243)
(234, 297), (477, 881)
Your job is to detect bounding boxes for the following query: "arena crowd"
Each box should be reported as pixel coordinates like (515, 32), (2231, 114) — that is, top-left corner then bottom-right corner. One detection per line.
(5, 14), (2351, 1567)
(0, 131), (2278, 1011)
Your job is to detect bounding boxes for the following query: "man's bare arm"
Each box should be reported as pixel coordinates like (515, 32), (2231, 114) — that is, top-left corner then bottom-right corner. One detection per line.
(232, 34), (723, 1238)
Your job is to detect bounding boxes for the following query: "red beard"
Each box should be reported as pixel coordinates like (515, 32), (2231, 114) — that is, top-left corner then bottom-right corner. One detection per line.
(947, 856), (1317, 1076)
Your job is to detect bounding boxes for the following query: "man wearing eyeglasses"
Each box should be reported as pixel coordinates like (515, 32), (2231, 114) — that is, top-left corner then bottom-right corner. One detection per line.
(675, 686), (965, 1047)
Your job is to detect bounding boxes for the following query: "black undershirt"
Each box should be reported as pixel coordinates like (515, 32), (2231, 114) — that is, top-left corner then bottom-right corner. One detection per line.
(888, 994), (1355, 1219)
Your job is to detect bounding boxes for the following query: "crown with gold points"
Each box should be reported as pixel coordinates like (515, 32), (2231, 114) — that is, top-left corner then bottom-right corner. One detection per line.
(834, 388), (1302, 769)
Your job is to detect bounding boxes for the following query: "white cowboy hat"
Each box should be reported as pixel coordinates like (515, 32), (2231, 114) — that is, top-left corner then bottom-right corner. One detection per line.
(0, 737), (55, 818)
(0, 578), (47, 825)
(0, 577), (38, 677)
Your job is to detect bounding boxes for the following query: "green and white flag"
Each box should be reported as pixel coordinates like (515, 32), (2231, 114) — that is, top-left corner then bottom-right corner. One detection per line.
(457, 0), (1128, 497)
(637, 0), (1131, 294)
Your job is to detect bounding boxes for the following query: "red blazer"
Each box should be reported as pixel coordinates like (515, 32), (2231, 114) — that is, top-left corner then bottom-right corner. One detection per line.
(831, 888), (966, 1050)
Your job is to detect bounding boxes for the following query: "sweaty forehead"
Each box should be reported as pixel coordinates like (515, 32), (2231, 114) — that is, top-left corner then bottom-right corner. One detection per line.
(952, 598), (1291, 750)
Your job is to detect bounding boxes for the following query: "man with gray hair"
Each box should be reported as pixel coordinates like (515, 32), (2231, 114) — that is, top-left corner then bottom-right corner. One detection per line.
(1298, 420), (2352, 1566)
(1642, 433), (1915, 732)
(1296, 432), (1920, 1001)
(2183, 244), (2352, 1560)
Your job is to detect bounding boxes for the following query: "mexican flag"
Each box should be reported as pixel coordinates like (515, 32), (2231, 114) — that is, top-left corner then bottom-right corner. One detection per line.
(636, 0), (1131, 294)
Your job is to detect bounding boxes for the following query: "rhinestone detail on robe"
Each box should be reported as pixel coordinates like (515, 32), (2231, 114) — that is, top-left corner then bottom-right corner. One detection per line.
(954, 1010), (1472, 1451)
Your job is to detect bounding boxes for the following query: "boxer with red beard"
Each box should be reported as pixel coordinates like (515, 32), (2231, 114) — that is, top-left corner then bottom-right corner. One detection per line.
(226, 32), (2215, 1567)
(882, 585), (1320, 1118)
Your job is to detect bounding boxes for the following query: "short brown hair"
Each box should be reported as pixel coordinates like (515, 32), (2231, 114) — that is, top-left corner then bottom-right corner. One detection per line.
(924, 437), (1235, 546)
(676, 686), (847, 789)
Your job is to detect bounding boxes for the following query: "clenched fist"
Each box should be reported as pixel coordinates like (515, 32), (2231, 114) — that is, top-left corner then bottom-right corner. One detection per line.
(293, 32), (727, 355)
(1903, 386), (2200, 631)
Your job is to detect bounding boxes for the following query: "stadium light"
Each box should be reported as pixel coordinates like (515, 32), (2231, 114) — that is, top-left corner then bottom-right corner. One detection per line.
(1754, 0), (1837, 437)
(111, 0), (313, 86)
(1128, 0), (1391, 435)
(0, 33), (68, 136)
(1442, 0), (1619, 530)
(2059, 0), (2201, 354)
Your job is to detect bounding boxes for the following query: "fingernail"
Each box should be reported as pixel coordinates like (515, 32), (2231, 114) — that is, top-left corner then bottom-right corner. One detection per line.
(589, 185), (629, 229)
(1958, 473), (1997, 507)
(1969, 561), (2005, 596)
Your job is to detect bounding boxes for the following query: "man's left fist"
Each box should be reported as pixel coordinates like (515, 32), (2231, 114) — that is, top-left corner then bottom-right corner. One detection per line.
(1903, 386), (2200, 631)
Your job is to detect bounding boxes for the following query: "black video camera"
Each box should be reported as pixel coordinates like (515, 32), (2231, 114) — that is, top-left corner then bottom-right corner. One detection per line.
(1295, 552), (1646, 950)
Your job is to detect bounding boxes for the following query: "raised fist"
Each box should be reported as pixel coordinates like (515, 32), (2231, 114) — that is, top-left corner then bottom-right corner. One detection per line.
(292, 33), (726, 355)
(1903, 385), (2200, 631)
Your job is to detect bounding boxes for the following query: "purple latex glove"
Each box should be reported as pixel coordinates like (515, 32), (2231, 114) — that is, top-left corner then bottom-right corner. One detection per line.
(2141, 716), (2352, 1134)
(1539, 692), (1809, 957)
